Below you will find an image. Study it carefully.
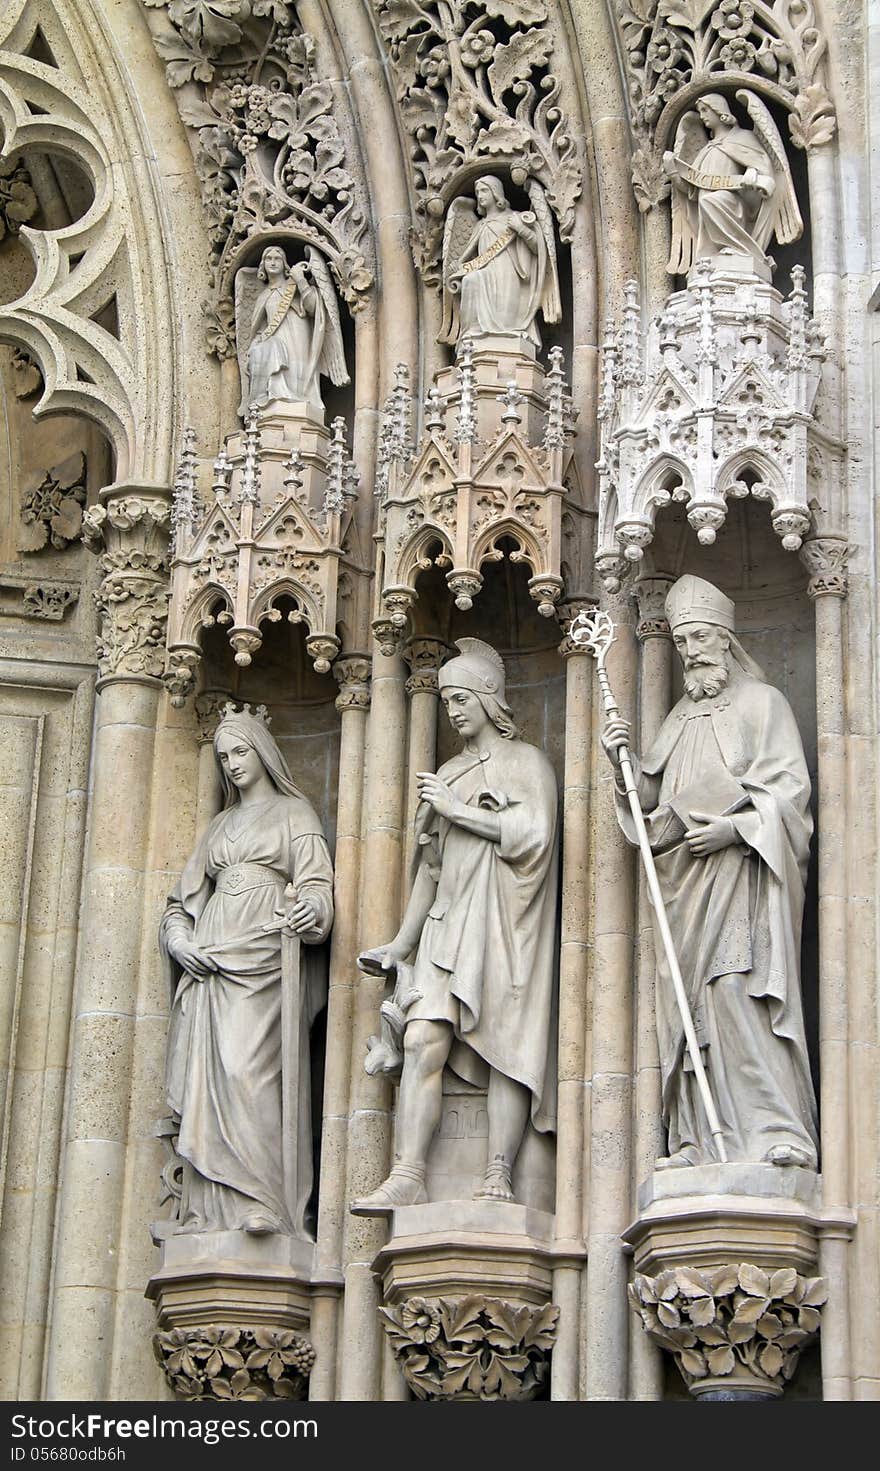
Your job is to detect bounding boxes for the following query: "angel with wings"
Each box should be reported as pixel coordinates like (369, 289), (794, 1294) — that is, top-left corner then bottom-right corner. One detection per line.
(235, 243), (349, 419)
(439, 175), (561, 349)
(662, 90), (803, 278)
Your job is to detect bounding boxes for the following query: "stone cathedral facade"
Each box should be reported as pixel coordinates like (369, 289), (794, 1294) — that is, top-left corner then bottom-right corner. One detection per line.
(0, 0), (877, 1403)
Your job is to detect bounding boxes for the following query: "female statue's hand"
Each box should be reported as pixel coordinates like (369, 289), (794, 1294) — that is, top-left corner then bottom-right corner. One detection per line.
(285, 898), (319, 934)
(170, 937), (216, 981)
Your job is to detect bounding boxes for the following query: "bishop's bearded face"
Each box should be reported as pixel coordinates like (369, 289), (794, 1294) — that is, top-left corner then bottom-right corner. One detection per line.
(673, 621), (731, 700)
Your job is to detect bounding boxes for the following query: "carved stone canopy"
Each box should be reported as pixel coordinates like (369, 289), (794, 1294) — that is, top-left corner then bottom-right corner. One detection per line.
(595, 266), (842, 593)
(373, 335), (582, 651)
(163, 407), (361, 707)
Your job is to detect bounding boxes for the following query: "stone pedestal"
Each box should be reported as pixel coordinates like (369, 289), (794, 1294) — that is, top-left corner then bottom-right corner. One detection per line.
(147, 1231), (314, 1331)
(434, 334), (547, 444)
(373, 1202), (574, 1401)
(622, 1165), (845, 1401)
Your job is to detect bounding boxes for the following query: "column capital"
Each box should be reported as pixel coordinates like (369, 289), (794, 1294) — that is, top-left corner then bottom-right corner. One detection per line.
(194, 689), (233, 744)
(556, 598), (597, 659)
(82, 491), (172, 689)
(634, 575), (674, 642)
(403, 636), (447, 696)
(334, 655), (371, 712)
(799, 536), (848, 599)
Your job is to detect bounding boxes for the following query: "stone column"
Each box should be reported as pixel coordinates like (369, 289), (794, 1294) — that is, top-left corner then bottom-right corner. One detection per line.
(338, 648), (407, 1400)
(44, 488), (170, 1400)
(309, 657), (371, 1402)
(800, 536), (852, 1400)
(551, 610), (593, 1399)
(630, 578), (673, 1400)
(582, 590), (638, 1400)
(402, 638), (445, 875)
(193, 690), (229, 829)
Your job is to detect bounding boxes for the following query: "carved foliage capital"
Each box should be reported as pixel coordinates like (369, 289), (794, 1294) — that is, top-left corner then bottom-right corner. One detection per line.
(380, 1294), (559, 1401)
(635, 576), (673, 642)
(194, 689), (232, 742)
(799, 537), (848, 599)
(334, 655), (371, 712)
(629, 1264), (827, 1398)
(84, 494), (172, 683)
(556, 598), (596, 658)
(153, 1325), (315, 1402)
(404, 636), (447, 696)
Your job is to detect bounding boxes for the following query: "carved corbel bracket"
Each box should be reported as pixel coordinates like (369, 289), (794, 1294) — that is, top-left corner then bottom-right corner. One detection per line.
(629, 1263), (826, 1400)
(381, 1293), (559, 1402)
(148, 1227), (318, 1401)
(621, 1163), (850, 1401)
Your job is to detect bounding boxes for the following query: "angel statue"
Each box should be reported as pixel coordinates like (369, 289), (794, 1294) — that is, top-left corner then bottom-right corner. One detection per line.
(439, 175), (561, 349)
(235, 243), (349, 418)
(663, 90), (803, 278)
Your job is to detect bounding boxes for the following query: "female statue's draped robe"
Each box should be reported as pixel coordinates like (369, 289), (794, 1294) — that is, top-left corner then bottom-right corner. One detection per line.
(160, 794), (333, 1234)
(407, 738), (559, 1132)
(616, 671), (818, 1165)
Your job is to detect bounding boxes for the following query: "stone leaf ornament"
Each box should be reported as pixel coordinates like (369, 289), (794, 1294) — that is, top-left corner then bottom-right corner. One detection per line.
(19, 452), (87, 553)
(0, 154), (38, 241)
(613, 0), (836, 211)
(380, 1295), (559, 1401)
(154, 1324), (315, 1401)
(142, 4), (372, 347)
(374, 0), (581, 280)
(629, 1264), (827, 1393)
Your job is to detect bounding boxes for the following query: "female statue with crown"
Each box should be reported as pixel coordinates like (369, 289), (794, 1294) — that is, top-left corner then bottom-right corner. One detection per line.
(354, 639), (559, 1212)
(160, 704), (334, 1238)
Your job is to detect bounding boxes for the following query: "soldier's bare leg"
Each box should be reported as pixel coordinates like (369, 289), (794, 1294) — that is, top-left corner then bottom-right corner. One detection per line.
(475, 1069), (531, 1201)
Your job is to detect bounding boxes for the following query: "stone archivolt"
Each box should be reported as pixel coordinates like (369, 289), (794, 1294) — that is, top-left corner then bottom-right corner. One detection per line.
(0, 0), (177, 486)
(595, 263), (840, 592)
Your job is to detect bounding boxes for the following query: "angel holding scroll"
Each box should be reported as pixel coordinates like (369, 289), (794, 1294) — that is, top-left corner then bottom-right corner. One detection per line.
(236, 243), (349, 418)
(439, 175), (561, 348)
(663, 90), (803, 278)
